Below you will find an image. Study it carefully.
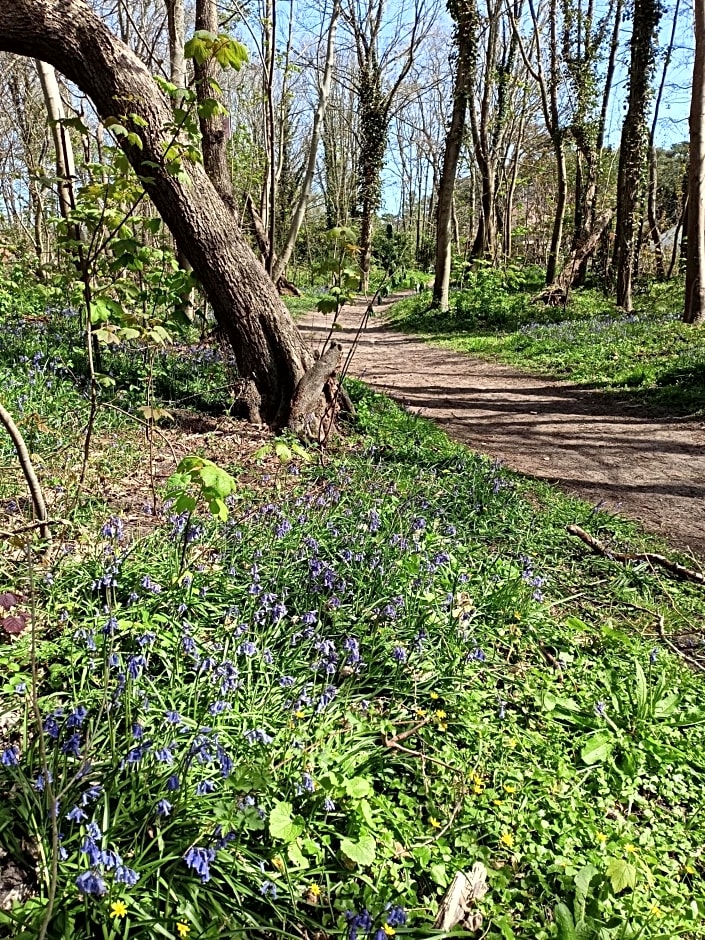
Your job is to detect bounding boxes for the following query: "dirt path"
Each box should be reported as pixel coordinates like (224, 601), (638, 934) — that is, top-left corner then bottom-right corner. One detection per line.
(299, 293), (705, 559)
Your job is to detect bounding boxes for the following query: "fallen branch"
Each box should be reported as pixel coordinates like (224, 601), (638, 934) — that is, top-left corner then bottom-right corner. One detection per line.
(0, 401), (51, 541)
(566, 524), (705, 586)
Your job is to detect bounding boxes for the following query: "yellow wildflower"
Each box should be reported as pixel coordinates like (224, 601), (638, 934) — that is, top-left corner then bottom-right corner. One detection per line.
(176, 923), (190, 938)
(434, 709), (447, 719)
(500, 832), (514, 848)
(625, 844), (638, 854)
(295, 710), (305, 719)
(110, 900), (128, 919)
(507, 738), (518, 748)
(596, 832), (607, 844)
(429, 816), (442, 829)
(503, 784), (516, 794)
(429, 692), (440, 700)
(383, 925), (396, 937)
(650, 905), (662, 918)
(415, 708), (427, 717)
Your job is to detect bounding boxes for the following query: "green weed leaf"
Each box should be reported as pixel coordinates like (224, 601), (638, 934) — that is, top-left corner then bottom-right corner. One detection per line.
(339, 833), (376, 867)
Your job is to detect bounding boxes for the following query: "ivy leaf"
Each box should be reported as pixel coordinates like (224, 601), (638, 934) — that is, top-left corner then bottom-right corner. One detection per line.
(605, 858), (637, 894)
(339, 833), (376, 867)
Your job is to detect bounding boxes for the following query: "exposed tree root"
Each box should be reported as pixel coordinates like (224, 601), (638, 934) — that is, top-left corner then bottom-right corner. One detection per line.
(566, 524), (705, 586)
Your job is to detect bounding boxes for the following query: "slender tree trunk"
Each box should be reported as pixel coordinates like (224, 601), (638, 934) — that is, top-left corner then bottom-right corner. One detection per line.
(0, 0), (320, 427)
(546, 135), (567, 285)
(35, 61), (75, 222)
(194, 0), (238, 218)
(432, 24), (472, 310)
(684, 0), (705, 324)
(166, 0), (186, 100)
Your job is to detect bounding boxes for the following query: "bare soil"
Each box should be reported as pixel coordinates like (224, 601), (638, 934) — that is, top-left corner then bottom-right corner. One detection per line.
(299, 293), (705, 560)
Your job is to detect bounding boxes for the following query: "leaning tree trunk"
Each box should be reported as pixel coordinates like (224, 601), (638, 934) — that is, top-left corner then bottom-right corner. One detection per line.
(684, 0), (705, 324)
(0, 0), (325, 428)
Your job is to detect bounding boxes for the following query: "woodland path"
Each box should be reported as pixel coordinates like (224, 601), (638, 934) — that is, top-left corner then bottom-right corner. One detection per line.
(299, 293), (705, 559)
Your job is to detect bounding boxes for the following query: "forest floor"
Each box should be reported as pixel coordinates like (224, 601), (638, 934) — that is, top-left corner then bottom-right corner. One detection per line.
(299, 292), (705, 559)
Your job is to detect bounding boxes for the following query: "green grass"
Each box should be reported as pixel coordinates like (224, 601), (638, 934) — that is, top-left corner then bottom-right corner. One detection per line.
(388, 274), (705, 415)
(2, 314), (705, 940)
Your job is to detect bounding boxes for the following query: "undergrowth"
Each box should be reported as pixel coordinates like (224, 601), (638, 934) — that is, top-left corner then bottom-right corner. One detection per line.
(388, 274), (705, 415)
(1, 356), (704, 938)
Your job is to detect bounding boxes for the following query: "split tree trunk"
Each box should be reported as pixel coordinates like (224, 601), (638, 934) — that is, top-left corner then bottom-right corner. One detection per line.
(0, 0), (322, 428)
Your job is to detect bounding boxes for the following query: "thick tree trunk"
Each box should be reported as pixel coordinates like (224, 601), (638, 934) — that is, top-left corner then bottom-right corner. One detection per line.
(614, 0), (662, 312)
(432, 28), (472, 311)
(0, 0), (318, 427)
(684, 0), (705, 324)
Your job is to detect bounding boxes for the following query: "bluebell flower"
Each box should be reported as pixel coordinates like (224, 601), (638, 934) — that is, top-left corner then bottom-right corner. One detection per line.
(316, 685), (338, 713)
(216, 744), (233, 778)
(127, 655), (145, 680)
(271, 602), (287, 623)
(276, 520), (292, 538)
(302, 610), (318, 625)
(346, 909), (373, 940)
(85, 822), (101, 841)
(157, 799), (172, 817)
(167, 774), (180, 791)
(279, 675), (294, 687)
(301, 772), (315, 793)
(165, 710), (182, 724)
(323, 797), (335, 811)
(244, 728), (273, 745)
(1, 746), (19, 767)
(34, 771), (53, 791)
(101, 849), (122, 870)
(43, 715), (60, 739)
(61, 733), (81, 757)
(132, 722), (144, 739)
(75, 869), (107, 896)
(238, 640), (257, 657)
(184, 845), (216, 883)
(81, 784), (102, 806)
(141, 575), (162, 594)
(391, 646), (407, 664)
(114, 865), (139, 885)
(196, 780), (215, 796)
(260, 879), (278, 899)
(650, 648), (659, 664)
(595, 701), (607, 717)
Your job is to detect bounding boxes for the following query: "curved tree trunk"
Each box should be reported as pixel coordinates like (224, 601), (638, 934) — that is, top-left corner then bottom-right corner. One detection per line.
(0, 0), (319, 428)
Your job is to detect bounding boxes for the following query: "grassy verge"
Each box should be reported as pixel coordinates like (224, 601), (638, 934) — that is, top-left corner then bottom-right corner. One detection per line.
(387, 273), (705, 415)
(1, 339), (704, 939)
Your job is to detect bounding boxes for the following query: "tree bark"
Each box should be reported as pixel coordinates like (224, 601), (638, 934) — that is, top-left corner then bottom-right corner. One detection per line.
(0, 0), (316, 427)
(35, 60), (75, 223)
(194, 0), (239, 218)
(432, 8), (474, 311)
(614, 0), (662, 311)
(542, 209), (613, 295)
(684, 0), (705, 324)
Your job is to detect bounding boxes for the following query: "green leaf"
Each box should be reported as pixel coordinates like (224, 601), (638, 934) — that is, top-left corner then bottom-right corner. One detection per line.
(274, 441), (292, 463)
(605, 858), (637, 894)
(580, 731), (613, 765)
(317, 295), (339, 315)
(574, 863), (598, 901)
(269, 802), (302, 843)
(339, 833), (376, 867)
(429, 863), (447, 887)
(554, 903), (576, 940)
(287, 841), (309, 869)
(174, 495), (197, 514)
(344, 777), (373, 799)
(634, 660), (649, 717)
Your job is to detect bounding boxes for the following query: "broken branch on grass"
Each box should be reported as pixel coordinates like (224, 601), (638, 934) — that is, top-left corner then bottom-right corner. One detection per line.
(566, 524), (705, 587)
